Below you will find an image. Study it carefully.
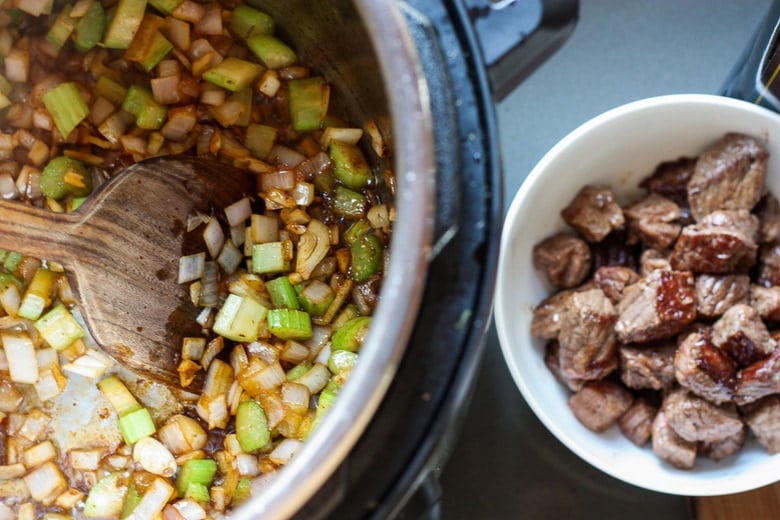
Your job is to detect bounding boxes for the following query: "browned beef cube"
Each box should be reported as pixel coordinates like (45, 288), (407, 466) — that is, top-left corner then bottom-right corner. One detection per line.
(670, 210), (758, 274)
(619, 342), (676, 390)
(640, 248), (671, 276)
(532, 233), (592, 289)
(712, 303), (776, 366)
(735, 348), (780, 406)
(568, 380), (632, 432)
(675, 331), (736, 405)
(755, 193), (780, 243)
(749, 284), (780, 322)
(623, 194), (682, 249)
(615, 270), (696, 344)
(743, 395), (780, 454)
(651, 409), (697, 469)
(757, 241), (780, 287)
(640, 156), (697, 204)
(531, 290), (571, 340)
(699, 428), (746, 461)
(558, 289), (618, 381)
(561, 186), (625, 243)
(619, 398), (658, 446)
(663, 388), (744, 443)
(593, 265), (640, 304)
(687, 133), (768, 221)
(695, 274), (749, 319)
(544, 340), (583, 392)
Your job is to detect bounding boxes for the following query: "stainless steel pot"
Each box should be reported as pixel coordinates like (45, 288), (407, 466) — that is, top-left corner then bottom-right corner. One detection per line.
(230, 1), (578, 518)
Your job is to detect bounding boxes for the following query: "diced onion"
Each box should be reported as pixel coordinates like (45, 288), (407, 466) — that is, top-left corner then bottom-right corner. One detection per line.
(203, 218), (225, 259)
(178, 253), (206, 284)
(294, 363), (330, 394)
(268, 439), (303, 465)
(224, 197), (252, 228)
(268, 144), (305, 167)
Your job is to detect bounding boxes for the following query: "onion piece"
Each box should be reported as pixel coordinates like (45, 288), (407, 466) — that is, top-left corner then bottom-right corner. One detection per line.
(294, 363), (330, 395)
(268, 144), (305, 167)
(295, 219), (330, 281)
(224, 197), (252, 227)
(125, 477), (175, 520)
(178, 252), (206, 284)
(203, 218), (225, 259)
(268, 439), (303, 465)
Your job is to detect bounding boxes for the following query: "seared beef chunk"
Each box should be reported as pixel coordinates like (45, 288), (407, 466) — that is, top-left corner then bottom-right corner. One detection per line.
(561, 186), (625, 243)
(675, 331), (736, 404)
(568, 380), (633, 432)
(640, 248), (671, 276)
(589, 230), (642, 272)
(640, 156), (697, 206)
(544, 341), (583, 391)
(756, 193), (780, 243)
(699, 428), (746, 461)
(743, 395), (780, 453)
(619, 398), (658, 446)
(532, 233), (592, 289)
(712, 304), (776, 366)
(619, 342), (676, 390)
(735, 348), (780, 405)
(663, 388), (744, 443)
(531, 290), (571, 340)
(749, 284), (780, 322)
(687, 132), (768, 221)
(651, 409), (697, 469)
(670, 209), (759, 274)
(558, 289), (618, 381)
(593, 266), (640, 304)
(757, 240), (780, 287)
(695, 274), (749, 319)
(615, 270), (696, 344)
(623, 194), (682, 249)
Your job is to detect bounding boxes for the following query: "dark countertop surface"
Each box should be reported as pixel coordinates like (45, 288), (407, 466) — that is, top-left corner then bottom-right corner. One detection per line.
(439, 0), (774, 518)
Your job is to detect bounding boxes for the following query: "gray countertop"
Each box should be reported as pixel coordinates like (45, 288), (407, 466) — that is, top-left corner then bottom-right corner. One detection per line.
(439, 0), (774, 518)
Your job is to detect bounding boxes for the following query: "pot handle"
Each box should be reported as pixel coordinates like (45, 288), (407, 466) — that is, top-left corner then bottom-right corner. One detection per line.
(460, 0), (579, 100)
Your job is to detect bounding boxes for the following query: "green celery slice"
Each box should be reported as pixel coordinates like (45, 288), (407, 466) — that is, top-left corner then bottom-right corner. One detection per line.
(349, 234), (382, 282)
(286, 360), (312, 381)
(213, 293), (267, 343)
(295, 280), (334, 317)
(176, 458), (217, 497)
(202, 57), (263, 92)
(230, 5), (274, 39)
(43, 82), (89, 138)
(235, 399), (270, 452)
(40, 156), (92, 200)
(95, 75), (127, 107)
(73, 0), (106, 52)
(84, 473), (128, 519)
(266, 276), (300, 310)
(148, 0), (180, 15)
(121, 484), (141, 518)
(97, 375), (143, 416)
(34, 304), (86, 350)
(46, 3), (76, 50)
(247, 33), (297, 69)
(331, 316), (371, 352)
(329, 140), (371, 189)
(332, 186), (366, 218)
(288, 76), (327, 132)
(251, 241), (292, 275)
(19, 268), (59, 321)
(328, 349), (358, 375)
(103, 0), (147, 49)
(267, 308), (312, 340)
(117, 407), (156, 445)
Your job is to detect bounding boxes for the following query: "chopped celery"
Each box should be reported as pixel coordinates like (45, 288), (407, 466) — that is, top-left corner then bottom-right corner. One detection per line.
(3, 251), (22, 272)
(247, 34), (297, 69)
(184, 482), (210, 503)
(0, 273), (21, 291)
(232, 477), (251, 504)
(343, 219), (371, 245)
(245, 124), (277, 159)
(309, 378), (339, 435)
(39, 156), (92, 200)
(328, 349), (357, 375)
(230, 5), (274, 39)
(84, 473), (128, 519)
(350, 234), (382, 282)
(73, 0), (106, 52)
(97, 375), (142, 416)
(46, 4), (76, 50)
(95, 76), (127, 107)
(331, 316), (371, 352)
(288, 76), (327, 132)
(286, 360), (312, 381)
(332, 186), (367, 218)
(202, 57), (263, 93)
(103, 0), (147, 49)
(267, 308), (312, 340)
(148, 0), (180, 15)
(251, 241), (292, 275)
(117, 407), (156, 445)
(213, 293), (267, 343)
(43, 82), (89, 138)
(176, 458), (217, 497)
(121, 484), (141, 518)
(295, 280), (334, 317)
(235, 399), (270, 452)
(122, 85), (167, 129)
(229, 87), (253, 127)
(18, 268), (59, 321)
(124, 14), (172, 72)
(330, 140), (371, 189)
(34, 304), (85, 350)
(266, 276), (299, 310)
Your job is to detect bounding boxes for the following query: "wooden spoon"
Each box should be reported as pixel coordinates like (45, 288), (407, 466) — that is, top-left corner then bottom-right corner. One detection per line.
(0, 156), (254, 389)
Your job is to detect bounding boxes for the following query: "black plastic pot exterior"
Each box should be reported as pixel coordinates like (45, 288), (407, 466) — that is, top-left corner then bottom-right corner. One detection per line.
(232, 1), (578, 518)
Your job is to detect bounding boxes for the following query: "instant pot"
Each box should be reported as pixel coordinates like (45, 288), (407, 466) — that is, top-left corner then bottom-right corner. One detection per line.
(228, 1), (578, 518)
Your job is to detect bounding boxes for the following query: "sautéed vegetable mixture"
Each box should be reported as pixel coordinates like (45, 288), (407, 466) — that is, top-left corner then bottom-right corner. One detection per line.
(0, 0), (392, 517)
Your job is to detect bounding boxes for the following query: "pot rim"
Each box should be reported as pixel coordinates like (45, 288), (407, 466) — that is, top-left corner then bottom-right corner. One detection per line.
(231, 1), (435, 518)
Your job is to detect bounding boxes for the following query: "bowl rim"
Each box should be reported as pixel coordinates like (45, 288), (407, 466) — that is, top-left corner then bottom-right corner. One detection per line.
(495, 93), (780, 496)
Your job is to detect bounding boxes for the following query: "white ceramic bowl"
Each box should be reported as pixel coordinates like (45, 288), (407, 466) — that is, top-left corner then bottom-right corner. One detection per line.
(495, 94), (780, 496)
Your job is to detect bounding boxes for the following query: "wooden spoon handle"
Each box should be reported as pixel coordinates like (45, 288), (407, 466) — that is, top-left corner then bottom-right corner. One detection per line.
(0, 200), (82, 264)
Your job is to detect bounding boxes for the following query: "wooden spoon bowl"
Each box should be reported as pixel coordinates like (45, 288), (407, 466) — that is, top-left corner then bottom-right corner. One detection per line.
(0, 156), (255, 388)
